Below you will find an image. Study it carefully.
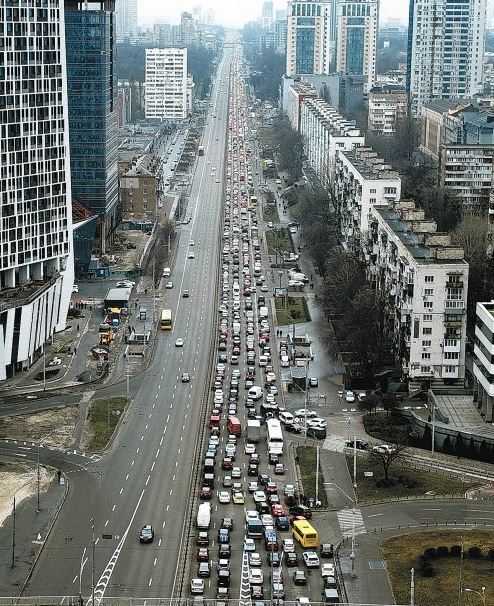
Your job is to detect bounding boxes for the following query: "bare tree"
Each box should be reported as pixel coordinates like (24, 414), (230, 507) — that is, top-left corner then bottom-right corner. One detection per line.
(369, 440), (407, 483)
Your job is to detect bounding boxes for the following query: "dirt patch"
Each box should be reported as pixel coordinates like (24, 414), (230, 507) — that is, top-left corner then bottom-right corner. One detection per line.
(0, 463), (55, 530)
(0, 406), (79, 449)
(80, 397), (128, 452)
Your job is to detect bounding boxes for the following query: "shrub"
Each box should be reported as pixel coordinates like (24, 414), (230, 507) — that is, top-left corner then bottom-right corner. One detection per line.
(467, 546), (482, 559)
(422, 564), (435, 577)
(436, 546), (449, 557)
(487, 548), (494, 561)
(423, 547), (437, 560)
(450, 545), (462, 557)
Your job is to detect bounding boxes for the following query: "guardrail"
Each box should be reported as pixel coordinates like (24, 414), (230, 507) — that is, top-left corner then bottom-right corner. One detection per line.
(0, 598), (413, 606)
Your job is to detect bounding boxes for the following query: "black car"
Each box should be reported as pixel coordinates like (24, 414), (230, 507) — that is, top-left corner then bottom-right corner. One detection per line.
(345, 438), (368, 450)
(293, 570), (307, 585)
(268, 453), (279, 465)
(275, 516), (289, 531)
(218, 569), (231, 587)
(248, 464), (259, 476)
(258, 474), (271, 485)
(320, 543), (334, 558)
(256, 502), (270, 514)
(284, 423), (303, 434)
(289, 504), (312, 519)
(285, 552), (298, 566)
(219, 543), (231, 558)
(221, 517), (234, 531)
(139, 525), (154, 543)
(219, 354), (228, 363)
(267, 551), (281, 566)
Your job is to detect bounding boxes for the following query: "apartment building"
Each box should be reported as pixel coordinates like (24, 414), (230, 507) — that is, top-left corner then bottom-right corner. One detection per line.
(439, 144), (494, 209)
(333, 147), (401, 249)
(473, 300), (494, 421)
(115, 0), (138, 42)
(366, 201), (468, 390)
(300, 97), (364, 189)
(367, 85), (408, 136)
(407, 0), (486, 116)
(286, 0), (333, 76)
(0, 0), (74, 381)
(119, 154), (163, 222)
(285, 83), (318, 131)
(145, 48), (189, 121)
(336, 0), (379, 92)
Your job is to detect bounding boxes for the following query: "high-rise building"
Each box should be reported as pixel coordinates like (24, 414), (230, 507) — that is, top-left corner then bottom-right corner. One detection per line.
(336, 0), (379, 92)
(181, 11), (198, 46)
(274, 19), (288, 55)
(65, 0), (119, 253)
(115, 0), (138, 42)
(407, 0), (487, 116)
(286, 0), (333, 76)
(261, 1), (274, 29)
(0, 0), (74, 381)
(145, 48), (189, 121)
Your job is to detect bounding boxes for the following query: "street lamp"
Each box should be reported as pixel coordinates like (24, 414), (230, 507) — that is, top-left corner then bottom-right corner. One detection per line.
(463, 587), (486, 606)
(79, 546), (88, 606)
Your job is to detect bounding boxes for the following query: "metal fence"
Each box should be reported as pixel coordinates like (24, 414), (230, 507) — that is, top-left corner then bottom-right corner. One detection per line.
(0, 598), (405, 606)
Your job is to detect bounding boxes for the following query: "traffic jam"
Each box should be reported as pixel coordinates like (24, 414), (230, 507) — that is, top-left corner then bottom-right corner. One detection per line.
(189, 47), (341, 605)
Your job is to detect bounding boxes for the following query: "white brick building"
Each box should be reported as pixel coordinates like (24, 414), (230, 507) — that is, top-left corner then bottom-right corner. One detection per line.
(366, 201), (468, 389)
(145, 48), (189, 121)
(300, 97), (365, 189)
(333, 147), (401, 249)
(473, 301), (494, 421)
(367, 85), (408, 136)
(285, 82), (318, 131)
(0, 0), (74, 381)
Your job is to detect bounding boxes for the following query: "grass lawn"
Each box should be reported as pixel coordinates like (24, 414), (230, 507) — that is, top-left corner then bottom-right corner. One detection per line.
(275, 296), (309, 325)
(347, 455), (479, 503)
(297, 446), (328, 507)
(265, 228), (293, 256)
(381, 530), (494, 606)
(86, 397), (128, 452)
(263, 202), (279, 223)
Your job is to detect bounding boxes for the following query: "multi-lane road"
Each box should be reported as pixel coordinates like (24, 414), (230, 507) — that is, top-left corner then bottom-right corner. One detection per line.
(11, 46), (234, 600)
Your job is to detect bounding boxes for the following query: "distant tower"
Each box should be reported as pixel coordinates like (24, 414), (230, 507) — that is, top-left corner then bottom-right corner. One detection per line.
(286, 0), (333, 76)
(407, 0), (486, 116)
(116, 0), (138, 42)
(261, 1), (274, 28)
(145, 48), (189, 121)
(65, 0), (118, 252)
(336, 0), (379, 92)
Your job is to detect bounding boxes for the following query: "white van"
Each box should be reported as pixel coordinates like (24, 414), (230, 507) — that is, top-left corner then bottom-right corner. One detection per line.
(259, 355), (268, 367)
(259, 306), (268, 319)
(280, 355), (290, 367)
(162, 267), (171, 277)
(279, 411), (294, 425)
(248, 386), (263, 401)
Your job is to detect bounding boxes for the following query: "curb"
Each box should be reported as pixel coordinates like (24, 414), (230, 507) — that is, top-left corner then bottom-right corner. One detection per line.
(19, 472), (69, 596)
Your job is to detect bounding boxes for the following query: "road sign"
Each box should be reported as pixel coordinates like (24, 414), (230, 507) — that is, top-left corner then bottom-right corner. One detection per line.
(347, 418), (352, 429)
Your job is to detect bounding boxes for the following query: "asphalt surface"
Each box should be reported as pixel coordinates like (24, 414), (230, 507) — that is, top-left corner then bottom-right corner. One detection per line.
(6, 47), (234, 600)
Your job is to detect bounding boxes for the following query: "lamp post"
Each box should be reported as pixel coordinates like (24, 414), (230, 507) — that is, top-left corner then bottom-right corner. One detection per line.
(463, 587), (486, 606)
(79, 546), (88, 606)
(11, 478), (34, 568)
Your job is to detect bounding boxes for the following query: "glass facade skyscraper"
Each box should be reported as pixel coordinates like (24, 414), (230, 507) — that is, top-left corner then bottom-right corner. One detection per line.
(64, 0), (118, 252)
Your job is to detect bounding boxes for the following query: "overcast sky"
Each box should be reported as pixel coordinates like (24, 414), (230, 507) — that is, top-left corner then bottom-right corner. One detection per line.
(137, 0), (412, 29)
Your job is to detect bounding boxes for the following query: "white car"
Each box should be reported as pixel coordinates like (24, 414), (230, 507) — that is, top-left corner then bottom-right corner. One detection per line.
(307, 418), (328, 429)
(249, 552), (262, 567)
(231, 467), (242, 478)
(218, 491), (231, 504)
(245, 443), (256, 454)
(72, 284), (79, 293)
(294, 409), (318, 418)
(321, 563), (335, 577)
(188, 251), (195, 259)
(248, 481), (258, 493)
(344, 391), (356, 403)
(175, 338), (184, 347)
(243, 537), (256, 552)
(190, 578), (204, 594)
(253, 491), (266, 503)
(189, 240), (195, 246)
(282, 538), (295, 553)
(165, 281), (173, 289)
(249, 569), (264, 585)
(303, 551), (320, 568)
(261, 514), (274, 527)
(372, 444), (396, 454)
(115, 280), (135, 288)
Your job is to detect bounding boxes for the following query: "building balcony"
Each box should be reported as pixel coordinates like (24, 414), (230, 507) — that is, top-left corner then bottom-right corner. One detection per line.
(441, 366), (459, 379)
(445, 300), (465, 313)
(446, 280), (464, 289)
(443, 339), (461, 352)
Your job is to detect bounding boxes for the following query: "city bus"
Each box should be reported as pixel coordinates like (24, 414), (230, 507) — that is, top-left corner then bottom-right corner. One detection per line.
(266, 418), (283, 455)
(160, 309), (172, 330)
(292, 519), (319, 548)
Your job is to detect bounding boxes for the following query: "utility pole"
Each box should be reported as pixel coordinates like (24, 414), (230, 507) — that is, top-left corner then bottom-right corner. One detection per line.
(11, 493), (16, 568)
(410, 567), (415, 605)
(353, 434), (357, 494)
(315, 445), (320, 504)
(91, 518), (96, 606)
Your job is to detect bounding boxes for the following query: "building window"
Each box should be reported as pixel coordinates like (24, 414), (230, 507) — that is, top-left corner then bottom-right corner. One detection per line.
(422, 353), (431, 359)
(425, 275), (434, 283)
(444, 352), (459, 360)
(420, 366), (431, 373)
(423, 314), (433, 321)
(422, 340), (431, 347)
(424, 301), (433, 309)
(423, 327), (432, 335)
(424, 288), (434, 296)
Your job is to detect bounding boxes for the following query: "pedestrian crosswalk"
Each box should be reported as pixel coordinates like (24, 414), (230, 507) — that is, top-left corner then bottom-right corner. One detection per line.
(336, 508), (367, 538)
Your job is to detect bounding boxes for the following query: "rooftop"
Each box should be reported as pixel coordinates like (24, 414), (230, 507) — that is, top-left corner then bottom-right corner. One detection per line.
(422, 98), (477, 115)
(340, 149), (400, 181)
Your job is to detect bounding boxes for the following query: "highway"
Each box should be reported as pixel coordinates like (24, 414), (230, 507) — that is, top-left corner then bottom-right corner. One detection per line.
(18, 47), (234, 599)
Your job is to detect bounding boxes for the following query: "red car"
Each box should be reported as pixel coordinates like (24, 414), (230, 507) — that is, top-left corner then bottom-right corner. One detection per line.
(197, 547), (209, 561)
(271, 504), (286, 517)
(222, 457), (233, 470)
(199, 487), (212, 500)
(265, 482), (278, 495)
